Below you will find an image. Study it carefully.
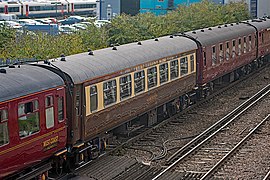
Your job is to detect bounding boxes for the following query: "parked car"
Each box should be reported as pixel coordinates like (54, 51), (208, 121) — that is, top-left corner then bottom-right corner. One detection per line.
(94, 20), (111, 28)
(16, 19), (41, 26)
(35, 19), (52, 24)
(59, 16), (85, 25)
(59, 25), (77, 34)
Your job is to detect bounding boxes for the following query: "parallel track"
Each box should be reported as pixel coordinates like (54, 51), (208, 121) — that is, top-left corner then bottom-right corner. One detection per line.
(152, 84), (270, 180)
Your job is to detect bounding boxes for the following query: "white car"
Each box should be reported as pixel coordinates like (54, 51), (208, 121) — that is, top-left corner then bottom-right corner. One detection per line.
(94, 20), (111, 28)
(59, 25), (77, 34)
(16, 19), (41, 26)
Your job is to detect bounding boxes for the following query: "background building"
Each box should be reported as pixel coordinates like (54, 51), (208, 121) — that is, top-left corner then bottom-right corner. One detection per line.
(140, 0), (201, 15)
(215, 0), (270, 18)
(97, 0), (140, 20)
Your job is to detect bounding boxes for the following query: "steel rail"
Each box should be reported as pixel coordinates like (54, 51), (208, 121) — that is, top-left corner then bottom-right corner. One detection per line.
(201, 114), (270, 179)
(152, 84), (270, 180)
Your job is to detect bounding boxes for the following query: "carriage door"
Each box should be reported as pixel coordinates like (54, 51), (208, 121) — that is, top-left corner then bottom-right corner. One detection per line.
(74, 86), (82, 140)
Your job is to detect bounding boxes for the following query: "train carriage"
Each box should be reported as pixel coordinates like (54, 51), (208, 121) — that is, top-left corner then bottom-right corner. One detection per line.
(0, 65), (67, 179)
(38, 35), (198, 165)
(249, 19), (270, 59)
(185, 23), (257, 88)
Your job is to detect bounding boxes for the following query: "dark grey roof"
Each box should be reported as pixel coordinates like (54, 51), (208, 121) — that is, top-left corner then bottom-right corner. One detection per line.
(46, 35), (197, 84)
(0, 65), (64, 102)
(248, 18), (270, 31)
(185, 23), (255, 47)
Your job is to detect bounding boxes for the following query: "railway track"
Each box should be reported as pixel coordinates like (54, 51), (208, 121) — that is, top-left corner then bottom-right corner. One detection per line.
(152, 84), (270, 180)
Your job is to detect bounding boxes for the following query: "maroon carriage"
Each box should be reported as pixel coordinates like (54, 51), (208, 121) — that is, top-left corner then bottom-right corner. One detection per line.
(0, 65), (67, 179)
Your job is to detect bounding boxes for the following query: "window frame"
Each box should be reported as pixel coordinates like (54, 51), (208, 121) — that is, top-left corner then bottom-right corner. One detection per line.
(103, 79), (117, 107)
(147, 66), (158, 89)
(159, 63), (169, 84)
(90, 85), (98, 112)
(212, 45), (217, 65)
(170, 59), (179, 80)
(134, 70), (145, 94)
(58, 96), (65, 122)
(180, 57), (188, 75)
(120, 74), (132, 100)
(45, 95), (55, 129)
(18, 99), (40, 138)
(0, 108), (9, 147)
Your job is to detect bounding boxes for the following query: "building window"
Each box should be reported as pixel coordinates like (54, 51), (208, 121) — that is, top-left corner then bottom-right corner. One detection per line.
(159, 63), (168, 84)
(134, 71), (145, 94)
(212, 46), (217, 65)
(0, 109), (9, 146)
(226, 42), (230, 60)
(232, 40), (236, 58)
(180, 57), (188, 75)
(120, 75), (132, 100)
(103, 80), (117, 106)
(90, 86), (98, 112)
(18, 100), (39, 138)
(190, 55), (195, 72)
(58, 97), (64, 121)
(45, 96), (54, 129)
(219, 44), (223, 61)
(148, 67), (157, 89)
(170, 59), (179, 79)
(238, 38), (242, 56)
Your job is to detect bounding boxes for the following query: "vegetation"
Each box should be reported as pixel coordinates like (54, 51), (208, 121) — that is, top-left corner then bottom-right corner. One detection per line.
(0, 0), (250, 60)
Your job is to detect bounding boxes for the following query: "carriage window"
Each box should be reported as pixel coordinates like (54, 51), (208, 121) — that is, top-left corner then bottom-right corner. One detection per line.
(90, 86), (98, 112)
(243, 37), (247, 53)
(203, 51), (206, 66)
(249, 35), (252, 52)
(134, 71), (145, 94)
(18, 100), (40, 138)
(159, 63), (168, 84)
(45, 96), (54, 129)
(219, 44), (223, 61)
(226, 42), (230, 60)
(262, 33), (264, 43)
(170, 59), (179, 79)
(0, 109), (9, 146)
(103, 80), (117, 106)
(232, 40), (236, 58)
(120, 75), (132, 100)
(212, 46), (217, 65)
(180, 57), (188, 75)
(58, 97), (64, 121)
(190, 55), (195, 72)
(238, 38), (242, 56)
(148, 67), (157, 89)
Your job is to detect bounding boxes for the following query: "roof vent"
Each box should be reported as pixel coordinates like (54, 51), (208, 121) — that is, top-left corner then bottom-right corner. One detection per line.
(112, 46), (117, 50)
(231, 24), (234, 26)
(218, 26), (221, 28)
(201, 29), (205, 32)
(88, 49), (94, 55)
(0, 69), (6, 74)
(60, 54), (66, 61)
(169, 35), (173, 38)
(236, 22), (239, 25)
(192, 31), (196, 34)
(8, 65), (15, 68)
(137, 41), (142, 45)
(208, 28), (212, 30)
(224, 24), (228, 27)
(154, 38), (159, 41)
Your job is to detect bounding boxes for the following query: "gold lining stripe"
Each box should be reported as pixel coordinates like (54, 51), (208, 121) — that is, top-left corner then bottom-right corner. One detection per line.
(0, 126), (66, 156)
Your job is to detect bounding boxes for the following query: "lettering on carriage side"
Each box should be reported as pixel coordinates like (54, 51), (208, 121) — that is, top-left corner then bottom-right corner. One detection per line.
(43, 136), (59, 151)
